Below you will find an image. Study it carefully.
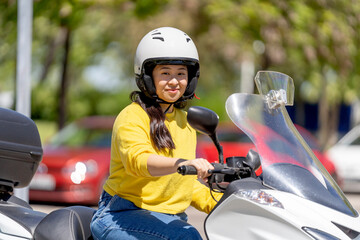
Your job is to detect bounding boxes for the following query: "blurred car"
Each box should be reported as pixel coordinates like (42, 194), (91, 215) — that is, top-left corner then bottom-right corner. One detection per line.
(197, 122), (341, 186)
(326, 125), (360, 192)
(29, 116), (115, 205)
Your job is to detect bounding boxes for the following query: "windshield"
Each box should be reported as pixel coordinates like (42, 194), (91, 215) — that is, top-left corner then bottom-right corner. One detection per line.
(48, 123), (112, 148)
(226, 92), (357, 217)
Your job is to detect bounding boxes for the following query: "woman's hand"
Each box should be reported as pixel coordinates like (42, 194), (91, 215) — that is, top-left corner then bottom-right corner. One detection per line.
(178, 158), (214, 182)
(147, 155), (213, 179)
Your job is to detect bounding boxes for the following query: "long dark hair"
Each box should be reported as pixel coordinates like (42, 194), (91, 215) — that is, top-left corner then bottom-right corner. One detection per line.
(130, 91), (187, 151)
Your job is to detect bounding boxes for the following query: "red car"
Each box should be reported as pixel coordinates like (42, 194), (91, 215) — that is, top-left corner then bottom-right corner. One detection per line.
(196, 122), (342, 186)
(29, 116), (115, 205)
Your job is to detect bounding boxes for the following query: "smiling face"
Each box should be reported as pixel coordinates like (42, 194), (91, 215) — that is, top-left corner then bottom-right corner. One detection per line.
(152, 64), (188, 111)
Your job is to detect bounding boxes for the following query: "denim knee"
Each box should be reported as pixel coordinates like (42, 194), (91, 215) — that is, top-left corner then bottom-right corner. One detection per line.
(175, 225), (203, 240)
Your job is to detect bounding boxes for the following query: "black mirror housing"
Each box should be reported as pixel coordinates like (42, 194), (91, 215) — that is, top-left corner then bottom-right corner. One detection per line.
(187, 106), (219, 136)
(187, 106), (224, 163)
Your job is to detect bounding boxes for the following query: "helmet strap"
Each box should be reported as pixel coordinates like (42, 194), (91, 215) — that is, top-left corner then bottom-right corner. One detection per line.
(163, 104), (173, 114)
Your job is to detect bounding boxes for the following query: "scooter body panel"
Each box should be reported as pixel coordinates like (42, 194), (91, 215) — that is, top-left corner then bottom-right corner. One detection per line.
(0, 201), (46, 239)
(206, 190), (360, 240)
(0, 213), (32, 239)
(0, 232), (30, 240)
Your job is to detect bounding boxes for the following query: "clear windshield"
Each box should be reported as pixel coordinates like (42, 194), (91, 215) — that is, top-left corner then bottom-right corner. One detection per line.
(225, 93), (357, 217)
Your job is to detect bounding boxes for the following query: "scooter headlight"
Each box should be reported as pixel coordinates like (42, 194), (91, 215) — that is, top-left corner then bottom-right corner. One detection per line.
(235, 190), (284, 209)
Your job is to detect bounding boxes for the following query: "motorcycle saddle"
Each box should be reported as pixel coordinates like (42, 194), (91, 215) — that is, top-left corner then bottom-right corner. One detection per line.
(33, 205), (96, 240)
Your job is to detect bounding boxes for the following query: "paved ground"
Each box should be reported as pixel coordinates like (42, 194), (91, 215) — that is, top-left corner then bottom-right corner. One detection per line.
(31, 193), (360, 240)
(186, 206), (207, 239)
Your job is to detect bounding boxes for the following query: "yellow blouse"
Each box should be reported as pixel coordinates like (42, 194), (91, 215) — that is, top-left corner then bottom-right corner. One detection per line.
(103, 102), (221, 214)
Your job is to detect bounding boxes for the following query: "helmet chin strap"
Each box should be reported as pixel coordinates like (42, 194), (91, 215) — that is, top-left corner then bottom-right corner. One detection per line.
(155, 97), (182, 114)
(163, 104), (173, 114)
(155, 98), (174, 114)
(154, 94), (193, 113)
(155, 96), (185, 104)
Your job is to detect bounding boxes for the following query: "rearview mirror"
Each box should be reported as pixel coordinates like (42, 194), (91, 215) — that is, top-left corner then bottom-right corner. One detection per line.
(187, 106), (224, 164)
(187, 106), (219, 136)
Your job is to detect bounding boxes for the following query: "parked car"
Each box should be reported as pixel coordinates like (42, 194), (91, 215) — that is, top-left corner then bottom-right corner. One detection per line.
(29, 116), (115, 205)
(326, 125), (360, 192)
(197, 122), (341, 186)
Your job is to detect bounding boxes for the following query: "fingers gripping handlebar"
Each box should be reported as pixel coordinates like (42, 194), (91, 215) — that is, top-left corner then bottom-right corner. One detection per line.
(178, 161), (257, 188)
(177, 163), (227, 175)
(177, 163), (247, 177)
(177, 160), (256, 197)
(177, 152), (260, 185)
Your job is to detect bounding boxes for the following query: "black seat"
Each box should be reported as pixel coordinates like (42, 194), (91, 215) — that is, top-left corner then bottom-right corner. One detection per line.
(34, 206), (96, 240)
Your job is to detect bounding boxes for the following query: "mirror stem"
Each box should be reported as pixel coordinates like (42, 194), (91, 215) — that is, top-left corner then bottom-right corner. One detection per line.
(210, 133), (224, 164)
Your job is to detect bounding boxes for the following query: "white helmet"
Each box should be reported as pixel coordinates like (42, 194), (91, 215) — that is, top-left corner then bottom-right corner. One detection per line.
(134, 27), (200, 102)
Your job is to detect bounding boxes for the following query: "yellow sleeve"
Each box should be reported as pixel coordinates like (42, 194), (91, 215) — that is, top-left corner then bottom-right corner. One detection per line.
(190, 180), (223, 214)
(112, 103), (156, 177)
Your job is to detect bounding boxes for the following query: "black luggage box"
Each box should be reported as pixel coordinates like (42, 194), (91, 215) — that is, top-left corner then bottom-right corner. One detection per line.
(0, 108), (42, 191)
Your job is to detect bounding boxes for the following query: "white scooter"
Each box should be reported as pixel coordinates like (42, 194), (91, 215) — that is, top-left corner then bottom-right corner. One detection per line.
(179, 71), (360, 239)
(0, 107), (95, 240)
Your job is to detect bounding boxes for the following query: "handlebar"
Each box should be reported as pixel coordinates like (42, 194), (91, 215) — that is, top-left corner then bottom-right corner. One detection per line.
(177, 154), (258, 186)
(177, 161), (255, 193)
(177, 165), (198, 175)
(177, 164), (243, 176)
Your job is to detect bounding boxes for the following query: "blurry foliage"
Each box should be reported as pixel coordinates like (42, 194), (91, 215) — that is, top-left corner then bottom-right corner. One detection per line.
(133, 0), (169, 18)
(1, 0), (360, 147)
(31, 83), (132, 121)
(0, 0), (17, 92)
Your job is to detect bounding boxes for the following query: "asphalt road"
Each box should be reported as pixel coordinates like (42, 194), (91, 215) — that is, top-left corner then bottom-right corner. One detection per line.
(31, 193), (360, 240)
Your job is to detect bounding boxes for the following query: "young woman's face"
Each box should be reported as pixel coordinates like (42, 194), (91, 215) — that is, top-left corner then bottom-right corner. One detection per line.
(152, 65), (188, 103)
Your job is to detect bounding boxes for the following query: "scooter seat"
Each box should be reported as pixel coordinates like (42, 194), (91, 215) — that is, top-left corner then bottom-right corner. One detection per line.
(33, 205), (96, 240)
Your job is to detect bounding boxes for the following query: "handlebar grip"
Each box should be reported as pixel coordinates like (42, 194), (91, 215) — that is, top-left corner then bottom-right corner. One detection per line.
(177, 165), (197, 175)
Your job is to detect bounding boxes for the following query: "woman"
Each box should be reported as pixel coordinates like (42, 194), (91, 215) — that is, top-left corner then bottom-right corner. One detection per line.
(90, 27), (222, 240)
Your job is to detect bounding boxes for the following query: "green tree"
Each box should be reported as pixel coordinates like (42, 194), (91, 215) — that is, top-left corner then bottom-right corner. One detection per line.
(1, 0), (360, 149)
(196, 0), (360, 148)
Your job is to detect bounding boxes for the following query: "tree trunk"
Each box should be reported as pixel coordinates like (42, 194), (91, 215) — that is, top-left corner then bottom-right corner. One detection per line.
(57, 26), (71, 130)
(317, 72), (340, 150)
(40, 30), (68, 84)
(317, 74), (328, 150)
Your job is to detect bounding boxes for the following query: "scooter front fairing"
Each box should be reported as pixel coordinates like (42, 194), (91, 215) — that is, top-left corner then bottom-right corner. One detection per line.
(205, 71), (360, 240)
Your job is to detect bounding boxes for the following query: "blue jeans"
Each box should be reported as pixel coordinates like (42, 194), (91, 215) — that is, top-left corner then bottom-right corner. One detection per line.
(90, 191), (203, 240)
